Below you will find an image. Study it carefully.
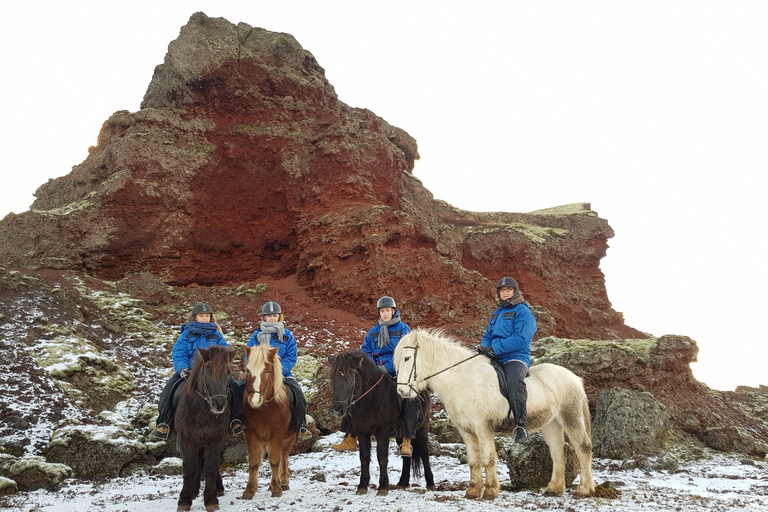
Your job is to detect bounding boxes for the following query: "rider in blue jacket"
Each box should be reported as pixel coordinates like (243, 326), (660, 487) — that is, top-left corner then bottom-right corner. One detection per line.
(479, 277), (537, 443)
(333, 296), (417, 456)
(244, 301), (312, 441)
(151, 302), (243, 439)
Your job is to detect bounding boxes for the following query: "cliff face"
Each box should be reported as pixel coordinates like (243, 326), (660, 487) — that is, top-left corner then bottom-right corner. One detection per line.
(0, 12), (641, 340)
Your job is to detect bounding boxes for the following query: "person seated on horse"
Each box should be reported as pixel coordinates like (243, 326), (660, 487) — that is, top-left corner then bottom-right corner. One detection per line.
(477, 277), (538, 443)
(336, 295), (417, 457)
(151, 302), (244, 439)
(245, 301), (313, 441)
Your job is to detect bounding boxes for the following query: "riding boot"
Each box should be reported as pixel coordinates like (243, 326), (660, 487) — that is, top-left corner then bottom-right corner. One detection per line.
(514, 425), (529, 443)
(400, 438), (412, 457)
(230, 419), (246, 436)
(332, 433), (357, 452)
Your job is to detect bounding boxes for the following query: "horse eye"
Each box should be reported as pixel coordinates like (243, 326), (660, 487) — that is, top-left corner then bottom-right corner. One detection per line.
(404, 356), (411, 362)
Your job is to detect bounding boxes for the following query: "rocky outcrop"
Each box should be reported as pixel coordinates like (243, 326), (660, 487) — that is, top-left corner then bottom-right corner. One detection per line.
(0, 12), (640, 340)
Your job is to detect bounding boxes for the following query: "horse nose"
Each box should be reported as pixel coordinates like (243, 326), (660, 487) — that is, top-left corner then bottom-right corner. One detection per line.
(211, 396), (228, 414)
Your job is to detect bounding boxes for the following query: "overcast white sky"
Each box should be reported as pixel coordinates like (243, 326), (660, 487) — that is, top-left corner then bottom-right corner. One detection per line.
(1, 1), (766, 390)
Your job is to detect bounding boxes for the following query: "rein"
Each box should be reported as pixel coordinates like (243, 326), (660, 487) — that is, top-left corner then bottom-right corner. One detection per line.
(397, 345), (484, 392)
(333, 366), (385, 413)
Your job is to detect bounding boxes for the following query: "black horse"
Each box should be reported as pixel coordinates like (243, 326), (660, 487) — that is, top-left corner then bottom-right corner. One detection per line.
(329, 350), (435, 496)
(174, 346), (235, 512)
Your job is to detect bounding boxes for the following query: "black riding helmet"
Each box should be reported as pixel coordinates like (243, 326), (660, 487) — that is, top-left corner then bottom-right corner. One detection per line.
(261, 301), (284, 322)
(376, 296), (397, 309)
(189, 302), (216, 323)
(496, 277), (519, 295)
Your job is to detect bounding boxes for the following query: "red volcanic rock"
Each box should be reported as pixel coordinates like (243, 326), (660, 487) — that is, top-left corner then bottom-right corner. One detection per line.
(0, 12), (642, 339)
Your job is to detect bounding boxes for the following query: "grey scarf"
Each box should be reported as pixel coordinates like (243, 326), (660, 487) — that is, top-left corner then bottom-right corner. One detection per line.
(377, 314), (401, 348)
(257, 321), (285, 345)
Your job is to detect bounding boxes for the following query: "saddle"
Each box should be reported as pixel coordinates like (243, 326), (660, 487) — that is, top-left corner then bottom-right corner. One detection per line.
(170, 377), (187, 409)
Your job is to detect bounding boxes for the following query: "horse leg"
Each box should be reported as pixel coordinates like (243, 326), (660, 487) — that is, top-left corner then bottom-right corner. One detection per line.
(202, 443), (223, 511)
(457, 428), (484, 499)
(541, 421), (566, 496)
(280, 434), (295, 490)
(177, 445), (199, 511)
(375, 433), (390, 496)
(267, 437), (284, 497)
(477, 429), (500, 501)
(356, 435), (372, 495)
(240, 436), (264, 500)
(563, 398), (596, 497)
(395, 437), (410, 488)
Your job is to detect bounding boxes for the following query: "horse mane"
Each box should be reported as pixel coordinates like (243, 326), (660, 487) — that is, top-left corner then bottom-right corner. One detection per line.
(329, 349), (377, 376)
(246, 343), (288, 404)
(395, 328), (474, 366)
(182, 345), (232, 396)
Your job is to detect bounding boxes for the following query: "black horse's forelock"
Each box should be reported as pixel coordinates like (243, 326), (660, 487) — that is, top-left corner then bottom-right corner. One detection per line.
(183, 345), (232, 395)
(329, 349), (371, 376)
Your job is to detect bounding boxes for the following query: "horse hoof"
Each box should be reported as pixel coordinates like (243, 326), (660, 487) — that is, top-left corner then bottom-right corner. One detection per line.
(206, 505), (220, 512)
(271, 488), (283, 498)
(427, 485), (437, 491)
(282, 484), (290, 490)
(481, 491), (498, 501)
(377, 488), (389, 496)
(217, 490), (224, 497)
(239, 493), (254, 500)
(177, 507), (191, 512)
(464, 491), (481, 500)
(356, 488), (368, 495)
(543, 490), (564, 497)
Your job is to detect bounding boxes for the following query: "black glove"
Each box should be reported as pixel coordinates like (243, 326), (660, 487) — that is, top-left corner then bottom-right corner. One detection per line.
(179, 368), (190, 379)
(477, 345), (495, 358)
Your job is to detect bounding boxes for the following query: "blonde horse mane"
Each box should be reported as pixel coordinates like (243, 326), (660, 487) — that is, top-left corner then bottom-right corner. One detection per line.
(395, 328), (475, 369)
(246, 343), (288, 405)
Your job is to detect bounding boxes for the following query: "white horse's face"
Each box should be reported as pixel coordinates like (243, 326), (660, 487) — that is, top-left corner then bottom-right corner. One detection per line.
(396, 344), (423, 399)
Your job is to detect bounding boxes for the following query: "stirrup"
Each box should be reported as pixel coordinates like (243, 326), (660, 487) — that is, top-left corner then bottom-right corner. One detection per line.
(298, 427), (312, 441)
(150, 423), (170, 440)
(230, 420), (246, 436)
(513, 426), (528, 443)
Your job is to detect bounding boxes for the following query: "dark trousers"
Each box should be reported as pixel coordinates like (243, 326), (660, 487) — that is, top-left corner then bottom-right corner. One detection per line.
(284, 377), (308, 430)
(157, 372), (242, 428)
(502, 360), (528, 427)
(402, 397), (419, 439)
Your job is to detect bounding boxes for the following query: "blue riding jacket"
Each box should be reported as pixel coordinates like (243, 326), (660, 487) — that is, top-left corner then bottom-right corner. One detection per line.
(361, 311), (411, 377)
(480, 303), (537, 368)
(245, 328), (298, 378)
(171, 322), (228, 374)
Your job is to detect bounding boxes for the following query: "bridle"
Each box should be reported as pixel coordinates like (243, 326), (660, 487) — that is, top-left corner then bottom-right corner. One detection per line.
(397, 343), (483, 394)
(248, 361), (280, 404)
(195, 368), (230, 411)
(333, 365), (385, 414)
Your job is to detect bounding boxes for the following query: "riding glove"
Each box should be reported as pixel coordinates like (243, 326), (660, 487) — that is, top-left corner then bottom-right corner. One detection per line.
(477, 345), (495, 358)
(179, 368), (191, 379)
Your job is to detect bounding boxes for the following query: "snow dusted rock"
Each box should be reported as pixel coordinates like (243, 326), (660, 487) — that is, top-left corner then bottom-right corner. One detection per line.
(9, 456), (71, 492)
(0, 476), (18, 496)
(499, 436), (577, 491)
(43, 424), (153, 479)
(592, 387), (669, 459)
(701, 426), (768, 458)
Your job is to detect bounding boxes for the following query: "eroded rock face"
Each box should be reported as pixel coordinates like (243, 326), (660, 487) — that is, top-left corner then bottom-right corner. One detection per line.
(0, 12), (640, 340)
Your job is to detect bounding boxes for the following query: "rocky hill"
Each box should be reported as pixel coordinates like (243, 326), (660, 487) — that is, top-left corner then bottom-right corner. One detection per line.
(1, 11), (766, 495)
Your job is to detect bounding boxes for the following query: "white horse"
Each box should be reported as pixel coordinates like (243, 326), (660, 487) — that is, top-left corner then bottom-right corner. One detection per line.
(394, 328), (595, 500)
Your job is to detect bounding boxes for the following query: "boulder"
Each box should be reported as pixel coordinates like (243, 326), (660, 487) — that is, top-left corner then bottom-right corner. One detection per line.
(701, 426), (768, 458)
(0, 476), (18, 496)
(592, 387), (669, 459)
(43, 425), (153, 479)
(9, 456), (71, 492)
(499, 435), (577, 491)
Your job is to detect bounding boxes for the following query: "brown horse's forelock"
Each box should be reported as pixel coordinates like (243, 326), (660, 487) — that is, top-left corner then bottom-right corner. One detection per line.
(246, 343), (287, 404)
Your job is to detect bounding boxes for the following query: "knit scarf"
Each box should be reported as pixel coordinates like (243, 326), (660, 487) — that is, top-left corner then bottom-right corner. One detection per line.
(377, 314), (401, 348)
(185, 321), (220, 336)
(498, 290), (527, 309)
(257, 321), (285, 345)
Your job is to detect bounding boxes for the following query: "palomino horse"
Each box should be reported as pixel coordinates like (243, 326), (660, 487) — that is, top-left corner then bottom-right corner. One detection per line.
(329, 350), (435, 496)
(240, 344), (296, 498)
(394, 329), (595, 500)
(174, 345), (236, 512)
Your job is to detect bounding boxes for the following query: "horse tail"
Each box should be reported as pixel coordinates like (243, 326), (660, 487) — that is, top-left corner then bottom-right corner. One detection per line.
(582, 393), (592, 439)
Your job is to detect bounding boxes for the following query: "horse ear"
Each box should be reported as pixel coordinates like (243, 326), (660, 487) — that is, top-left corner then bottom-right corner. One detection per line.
(197, 347), (210, 360)
(244, 346), (251, 358)
(268, 347), (279, 362)
(327, 354), (336, 364)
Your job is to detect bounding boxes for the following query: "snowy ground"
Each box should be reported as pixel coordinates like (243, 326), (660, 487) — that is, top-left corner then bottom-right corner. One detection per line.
(5, 433), (768, 512)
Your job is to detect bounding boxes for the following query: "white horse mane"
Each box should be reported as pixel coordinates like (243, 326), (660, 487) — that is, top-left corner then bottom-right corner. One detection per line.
(246, 343), (287, 404)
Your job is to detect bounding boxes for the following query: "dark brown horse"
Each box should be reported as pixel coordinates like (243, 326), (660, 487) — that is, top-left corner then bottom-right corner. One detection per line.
(329, 350), (435, 496)
(240, 344), (296, 499)
(174, 345), (235, 512)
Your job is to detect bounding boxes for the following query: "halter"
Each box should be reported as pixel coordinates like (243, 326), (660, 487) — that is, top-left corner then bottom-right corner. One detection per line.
(249, 360), (281, 404)
(397, 343), (484, 393)
(195, 370), (230, 413)
(333, 366), (385, 413)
